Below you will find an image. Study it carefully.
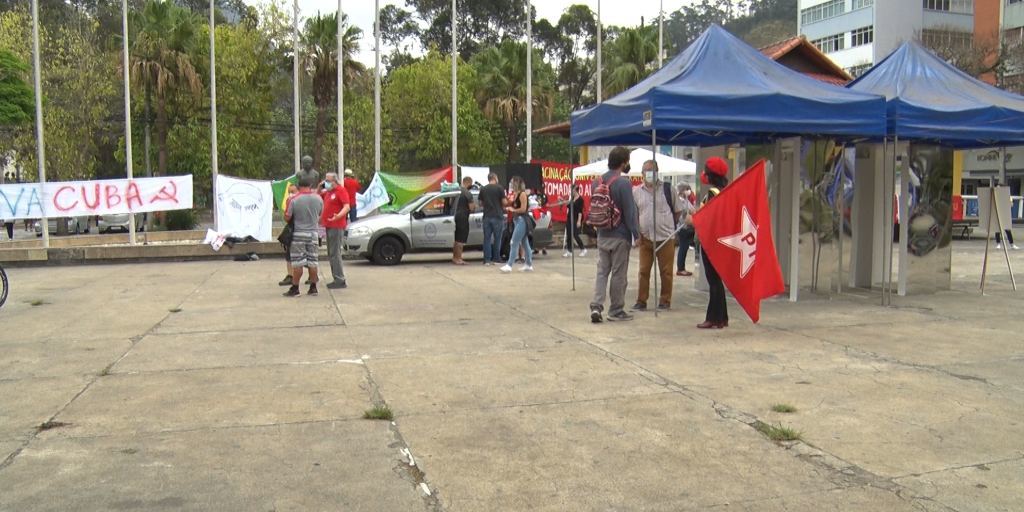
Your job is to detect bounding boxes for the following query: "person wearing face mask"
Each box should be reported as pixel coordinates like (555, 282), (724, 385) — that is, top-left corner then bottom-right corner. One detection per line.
(631, 160), (683, 311)
(319, 172), (351, 289)
(675, 184), (697, 277)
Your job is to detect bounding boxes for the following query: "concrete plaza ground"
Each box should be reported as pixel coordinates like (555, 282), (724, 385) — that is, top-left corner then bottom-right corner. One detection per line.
(0, 240), (1021, 511)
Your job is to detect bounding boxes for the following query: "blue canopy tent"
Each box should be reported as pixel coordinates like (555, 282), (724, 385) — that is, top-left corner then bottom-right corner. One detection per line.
(848, 41), (1024, 148)
(570, 25), (887, 147)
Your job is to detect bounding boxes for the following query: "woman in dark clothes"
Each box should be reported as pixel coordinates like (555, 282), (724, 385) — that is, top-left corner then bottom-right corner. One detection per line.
(697, 157), (730, 329)
(562, 185), (587, 257)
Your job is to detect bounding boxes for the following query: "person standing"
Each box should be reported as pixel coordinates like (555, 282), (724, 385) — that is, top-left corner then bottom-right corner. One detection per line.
(452, 176), (475, 265)
(632, 160), (682, 311)
(283, 176), (324, 297)
(278, 182), (299, 286)
(343, 169), (361, 223)
(478, 173), (507, 266)
(675, 184), (697, 277)
(500, 176), (534, 273)
(697, 157), (730, 329)
(589, 146), (640, 323)
(561, 185), (587, 258)
(320, 172), (350, 289)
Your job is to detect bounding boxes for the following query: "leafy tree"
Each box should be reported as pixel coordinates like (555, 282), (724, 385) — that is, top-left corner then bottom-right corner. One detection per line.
(471, 41), (555, 162)
(0, 49), (32, 126)
(128, 0), (204, 177)
(603, 25), (658, 98)
(381, 0), (528, 60)
(383, 51), (501, 171)
(302, 12), (365, 170)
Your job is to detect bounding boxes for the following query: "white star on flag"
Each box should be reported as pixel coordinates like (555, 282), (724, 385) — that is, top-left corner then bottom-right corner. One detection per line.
(717, 206), (758, 278)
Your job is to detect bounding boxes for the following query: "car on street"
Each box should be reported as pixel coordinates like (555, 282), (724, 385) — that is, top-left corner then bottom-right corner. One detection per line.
(34, 217), (90, 236)
(345, 189), (553, 265)
(97, 213), (145, 233)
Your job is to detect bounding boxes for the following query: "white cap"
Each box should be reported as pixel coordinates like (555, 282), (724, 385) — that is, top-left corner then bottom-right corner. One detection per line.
(344, 168), (354, 176)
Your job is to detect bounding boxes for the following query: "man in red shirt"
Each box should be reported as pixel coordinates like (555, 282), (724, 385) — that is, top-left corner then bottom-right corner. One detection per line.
(321, 172), (351, 289)
(343, 169), (361, 222)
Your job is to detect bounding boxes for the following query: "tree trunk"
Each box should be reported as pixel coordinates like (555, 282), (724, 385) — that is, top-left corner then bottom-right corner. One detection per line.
(156, 96), (168, 178)
(312, 102), (329, 171)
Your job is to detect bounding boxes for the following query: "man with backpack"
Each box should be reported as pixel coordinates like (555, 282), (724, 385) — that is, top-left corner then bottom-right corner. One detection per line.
(589, 146), (640, 323)
(632, 159), (683, 311)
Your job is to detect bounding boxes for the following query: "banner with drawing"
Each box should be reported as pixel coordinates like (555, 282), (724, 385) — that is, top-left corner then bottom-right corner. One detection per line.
(215, 175), (273, 241)
(0, 175), (193, 220)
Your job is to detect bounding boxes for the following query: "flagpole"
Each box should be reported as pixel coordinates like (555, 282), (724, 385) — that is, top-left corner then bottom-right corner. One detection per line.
(293, 0), (300, 175)
(122, 0), (137, 244)
(374, 0), (382, 173)
(451, 0), (458, 174)
(652, 131), (659, 318)
(30, 0), (48, 249)
(596, 0), (602, 102)
(658, 0), (663, 68)
(337, 0), (344, 173)
(526, 1), (532, 162)
(210, 0), (219, 231)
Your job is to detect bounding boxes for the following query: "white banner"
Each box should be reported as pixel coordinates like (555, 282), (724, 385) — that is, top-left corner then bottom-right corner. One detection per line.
(0, 175), (193, 220)
(215, 175), (273, 241)
(356, 173), (389, 217)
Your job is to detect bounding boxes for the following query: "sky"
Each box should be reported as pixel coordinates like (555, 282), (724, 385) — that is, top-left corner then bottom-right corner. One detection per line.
(250, 0), (699, 66)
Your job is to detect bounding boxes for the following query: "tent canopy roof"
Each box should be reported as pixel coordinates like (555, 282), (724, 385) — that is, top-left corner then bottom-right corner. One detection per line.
(573, 149), (696, 181)
(848, 41), (1024, 148)
(570, 25), (886, 147)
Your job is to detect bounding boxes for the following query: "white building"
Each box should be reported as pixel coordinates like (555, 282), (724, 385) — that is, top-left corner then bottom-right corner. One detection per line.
(798, 0), (976, 77)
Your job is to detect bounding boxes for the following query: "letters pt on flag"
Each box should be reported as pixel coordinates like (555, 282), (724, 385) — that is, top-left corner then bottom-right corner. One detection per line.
(691, 160), (784, 323)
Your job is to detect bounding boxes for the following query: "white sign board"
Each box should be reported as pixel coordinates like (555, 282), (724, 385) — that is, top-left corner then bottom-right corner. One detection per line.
(978, 186), (1013, 235)
(215, 175), (273, 241)
(0, 175), (193, 219)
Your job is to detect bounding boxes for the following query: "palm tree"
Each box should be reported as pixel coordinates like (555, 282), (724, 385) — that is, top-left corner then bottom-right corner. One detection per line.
(604, 26), (659, 98)
(302, 13), (365, 170)
(472, 41), (554, 162)
(128, 0), (203, 177)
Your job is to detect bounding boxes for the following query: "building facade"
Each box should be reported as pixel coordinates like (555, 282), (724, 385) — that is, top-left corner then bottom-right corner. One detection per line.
(798, 0), (978, 77)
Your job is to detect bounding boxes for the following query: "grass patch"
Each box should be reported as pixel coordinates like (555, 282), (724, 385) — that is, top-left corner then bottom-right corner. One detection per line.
(168, 307), (182, 313)
(754, 421), (802, 442)
(771, 403), (797, 413)
(26, 299), (48, 307)
(363, 405), (394, 421)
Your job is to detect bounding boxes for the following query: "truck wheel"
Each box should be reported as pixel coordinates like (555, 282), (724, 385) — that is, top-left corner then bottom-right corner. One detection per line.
(372, 236), (405, 266)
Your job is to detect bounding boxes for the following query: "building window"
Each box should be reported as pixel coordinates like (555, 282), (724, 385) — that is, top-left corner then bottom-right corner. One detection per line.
(853, 0), (874, 9)
(812, 33), (845, 54)
(847, 64), (873, 77)
(921, 29), (973, 48)
(850, 26), (874, 47)
(923, 0), (974, 14)
(801, 0), (845, 25)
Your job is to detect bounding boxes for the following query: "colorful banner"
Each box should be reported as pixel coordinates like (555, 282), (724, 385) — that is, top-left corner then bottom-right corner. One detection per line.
(356, 173), (390, 217)
(0, 175), (193, 220)
(536, 160), (577, 223)
(271, 175), (298, 210)
(378, 167), (454, 209)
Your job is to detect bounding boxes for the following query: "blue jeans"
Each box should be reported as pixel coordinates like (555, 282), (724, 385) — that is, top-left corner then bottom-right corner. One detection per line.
(483, 216), (505, 263)
(506, 216), (533, 266)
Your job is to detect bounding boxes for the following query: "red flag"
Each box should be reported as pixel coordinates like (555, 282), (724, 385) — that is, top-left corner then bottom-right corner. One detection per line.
(691, 160), (785, 323)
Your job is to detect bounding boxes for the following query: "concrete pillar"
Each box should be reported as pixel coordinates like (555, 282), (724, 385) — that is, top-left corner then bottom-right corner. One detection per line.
(851, 143), (881, 289)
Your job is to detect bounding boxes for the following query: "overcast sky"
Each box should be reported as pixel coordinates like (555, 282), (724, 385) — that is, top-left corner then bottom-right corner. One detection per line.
(252, 0), (700, 65)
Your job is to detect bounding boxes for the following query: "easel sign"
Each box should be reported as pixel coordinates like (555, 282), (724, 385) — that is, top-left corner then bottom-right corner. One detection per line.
(978, 184), (1017, 293)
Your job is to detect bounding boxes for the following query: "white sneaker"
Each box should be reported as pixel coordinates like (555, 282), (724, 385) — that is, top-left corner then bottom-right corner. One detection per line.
(499, 264), (512, 273)
(996, 243), (1003, 250)
(579, 249), (587, 257)
(520, 265), (534, 272)
(1013, 244), (1020, 250)
(562, 251), (571, 258)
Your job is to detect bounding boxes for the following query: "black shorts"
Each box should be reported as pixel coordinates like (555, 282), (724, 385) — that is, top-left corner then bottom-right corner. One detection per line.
(454, 216), (470, 244)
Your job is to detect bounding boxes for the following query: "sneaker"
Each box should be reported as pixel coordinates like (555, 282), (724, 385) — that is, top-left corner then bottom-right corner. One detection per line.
(657, 303), (670, 311)
(563, 251), (571, 258)
(1013, 244), (1021, 250)
(520, 265), (534, 272)
(607, 311), (635, 322)
(579, 249), (587, 257)
(632, 302), (647, 311)
(283, 286), (300, 297)
(307, 284), (318, 296)
(326, 281), (347, 289)
(279, 275), (294, 286)
(996, 243), (1003, 249)
(590, 309), (603, 323)
(499, 264), (512, 273)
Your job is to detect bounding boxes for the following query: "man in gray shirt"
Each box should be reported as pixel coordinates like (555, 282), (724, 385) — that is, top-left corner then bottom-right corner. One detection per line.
(590, 146), (640, 323)
(283, 178), (324, 297)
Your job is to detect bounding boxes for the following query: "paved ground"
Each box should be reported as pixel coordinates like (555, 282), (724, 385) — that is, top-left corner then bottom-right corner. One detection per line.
(0, 240), (1022, 511)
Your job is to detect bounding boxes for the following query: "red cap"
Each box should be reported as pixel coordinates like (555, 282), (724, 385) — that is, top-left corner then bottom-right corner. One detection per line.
(704, 157), (729, 177)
